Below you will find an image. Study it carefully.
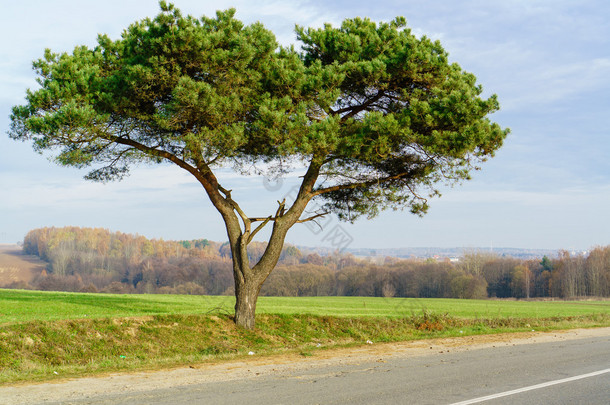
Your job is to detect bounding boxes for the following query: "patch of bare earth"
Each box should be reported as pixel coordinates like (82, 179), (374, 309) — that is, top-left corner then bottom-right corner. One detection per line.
(1, 327), (608, 404)
(0, 245), (46, 287)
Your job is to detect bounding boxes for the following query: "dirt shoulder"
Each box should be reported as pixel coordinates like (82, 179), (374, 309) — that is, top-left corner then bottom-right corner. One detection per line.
(1, 327), (608, 404)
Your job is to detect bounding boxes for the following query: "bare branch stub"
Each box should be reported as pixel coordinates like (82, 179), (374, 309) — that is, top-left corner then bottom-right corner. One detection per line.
(248, 216), (272, 244)
(295, 211), (330, 224)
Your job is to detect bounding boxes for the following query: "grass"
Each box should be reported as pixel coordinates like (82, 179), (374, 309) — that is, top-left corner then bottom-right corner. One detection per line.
(0, 289), (609, 384)
(257, 296), (610, 318)
(2, 289), (609, 324)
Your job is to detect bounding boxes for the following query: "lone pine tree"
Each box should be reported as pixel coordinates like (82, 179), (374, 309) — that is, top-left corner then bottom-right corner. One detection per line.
(9, 2), (508, 328)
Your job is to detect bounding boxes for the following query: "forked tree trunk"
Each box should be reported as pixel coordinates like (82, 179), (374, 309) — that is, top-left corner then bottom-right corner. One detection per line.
(230, 227), (289, 329)
(222, 157), (322, 330)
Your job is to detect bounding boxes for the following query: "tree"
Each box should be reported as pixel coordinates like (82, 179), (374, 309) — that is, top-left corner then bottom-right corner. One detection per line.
(584, 246), (609, 297)
(9, 3), (508, 328)
(510, 264), (532, 299)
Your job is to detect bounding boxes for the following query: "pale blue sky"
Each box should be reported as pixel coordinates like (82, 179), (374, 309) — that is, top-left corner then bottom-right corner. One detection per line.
(1, 0), (609, 250)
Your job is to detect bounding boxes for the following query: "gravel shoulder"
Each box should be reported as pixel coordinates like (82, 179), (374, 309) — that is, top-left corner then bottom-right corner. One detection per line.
(2, 327), (609, 404)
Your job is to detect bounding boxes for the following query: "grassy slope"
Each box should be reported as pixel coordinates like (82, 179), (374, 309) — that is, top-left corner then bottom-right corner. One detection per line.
(1, 289), (609, 384)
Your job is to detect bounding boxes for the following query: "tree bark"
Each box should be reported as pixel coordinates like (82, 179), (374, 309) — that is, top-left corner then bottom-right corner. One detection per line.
(234, 273), (262, 330)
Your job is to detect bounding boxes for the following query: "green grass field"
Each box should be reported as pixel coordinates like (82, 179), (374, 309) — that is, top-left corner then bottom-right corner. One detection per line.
(1, 289), (608, 325)
(1, 288), (608, 384)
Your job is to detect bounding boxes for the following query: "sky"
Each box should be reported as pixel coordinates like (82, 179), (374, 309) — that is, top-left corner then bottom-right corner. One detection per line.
(1, 0), (609, 251)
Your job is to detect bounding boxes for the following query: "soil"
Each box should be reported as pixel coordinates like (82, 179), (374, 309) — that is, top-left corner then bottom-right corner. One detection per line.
(0, 244), (46, 287)
(1, 327), (608, 404)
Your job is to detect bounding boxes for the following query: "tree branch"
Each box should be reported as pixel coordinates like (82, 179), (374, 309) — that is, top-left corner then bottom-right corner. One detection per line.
(275, 199), (286, 218)
(247, 216), (271, 244)
(312, 171), (411, 196)
(104, 133), (236, 225)
(295, 211), (329, 223)
(332, 90), (386, 121)
(249, 216), (275, 222)
(229, 198), (251, 235)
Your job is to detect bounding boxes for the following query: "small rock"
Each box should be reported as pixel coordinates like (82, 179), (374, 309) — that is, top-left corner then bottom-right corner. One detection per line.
(248, 351), (255, 356)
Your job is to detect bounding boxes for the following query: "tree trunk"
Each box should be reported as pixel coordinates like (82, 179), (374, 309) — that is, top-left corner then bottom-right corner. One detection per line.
(234, 275), (263, 329)
(222, 157), (322, 329)
(229, 222), (291, 330)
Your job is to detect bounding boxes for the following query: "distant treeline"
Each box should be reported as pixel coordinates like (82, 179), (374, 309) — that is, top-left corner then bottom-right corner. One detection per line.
(8, 226), (610, 299)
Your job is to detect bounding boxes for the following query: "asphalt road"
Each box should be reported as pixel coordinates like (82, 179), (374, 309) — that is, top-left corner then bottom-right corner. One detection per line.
(29, 332), (609, 405)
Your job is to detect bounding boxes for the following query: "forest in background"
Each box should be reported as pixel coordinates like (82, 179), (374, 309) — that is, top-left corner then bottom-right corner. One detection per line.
(5, 226), (609, 299)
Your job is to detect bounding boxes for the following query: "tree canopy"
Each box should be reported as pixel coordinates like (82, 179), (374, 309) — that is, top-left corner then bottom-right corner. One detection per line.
(9, 2), (508, 328)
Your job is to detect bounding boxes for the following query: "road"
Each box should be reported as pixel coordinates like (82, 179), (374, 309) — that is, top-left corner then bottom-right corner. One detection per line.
(3, 328), (609, 404)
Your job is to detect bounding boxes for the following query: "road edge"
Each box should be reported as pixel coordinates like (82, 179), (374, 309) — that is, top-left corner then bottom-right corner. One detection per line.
(1, 327), (609, 404)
